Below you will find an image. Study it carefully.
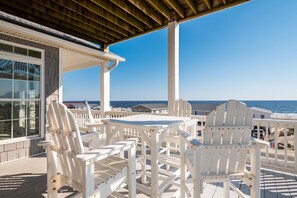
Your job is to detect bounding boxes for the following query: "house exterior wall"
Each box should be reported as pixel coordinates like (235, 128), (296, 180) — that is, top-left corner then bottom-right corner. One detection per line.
(0, 33), (59, 163)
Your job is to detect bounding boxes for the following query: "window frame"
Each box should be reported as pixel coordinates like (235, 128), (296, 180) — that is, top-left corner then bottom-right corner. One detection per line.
(0, 39), (45, 144)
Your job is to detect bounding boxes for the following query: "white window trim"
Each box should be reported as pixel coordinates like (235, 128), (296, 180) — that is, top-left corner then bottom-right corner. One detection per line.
(0, 39), (45, 144)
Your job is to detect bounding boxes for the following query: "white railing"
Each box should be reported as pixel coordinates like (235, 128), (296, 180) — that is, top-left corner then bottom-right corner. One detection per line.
(70, 109), (297, 173)
(253, 118), (297, 172)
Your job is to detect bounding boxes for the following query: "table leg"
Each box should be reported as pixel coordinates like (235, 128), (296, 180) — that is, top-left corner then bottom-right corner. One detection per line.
(106, 124), (112, 145)
(150, 130), (159, 198)
(141, 136), (147, 183)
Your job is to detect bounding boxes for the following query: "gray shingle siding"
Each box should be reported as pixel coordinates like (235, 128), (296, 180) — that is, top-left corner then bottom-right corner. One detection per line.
(0, 33), (59, 163)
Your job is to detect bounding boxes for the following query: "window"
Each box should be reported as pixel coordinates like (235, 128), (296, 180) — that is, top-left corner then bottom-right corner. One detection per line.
(0, 42), (43, 140)
(261, 115), (265, 119)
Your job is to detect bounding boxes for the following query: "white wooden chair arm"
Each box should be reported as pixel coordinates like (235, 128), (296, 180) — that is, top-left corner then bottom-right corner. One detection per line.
(38, 140), (54, 148)
(178, 130), (202, 149)
(76, 138), (138, 164)
(250, 137), (270, 147)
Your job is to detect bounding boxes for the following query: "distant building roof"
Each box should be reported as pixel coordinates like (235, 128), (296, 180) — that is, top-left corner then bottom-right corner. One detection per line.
(191, 103), (220, 115)
(132, 104), (168, 110)
(250, 107), (273, 114)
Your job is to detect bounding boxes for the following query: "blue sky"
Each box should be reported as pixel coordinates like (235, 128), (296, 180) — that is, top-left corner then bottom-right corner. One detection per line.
(63, 0), (297, 101)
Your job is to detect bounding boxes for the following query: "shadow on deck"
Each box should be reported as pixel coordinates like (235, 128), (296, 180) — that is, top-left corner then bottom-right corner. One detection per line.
(0, 155), (296, 198)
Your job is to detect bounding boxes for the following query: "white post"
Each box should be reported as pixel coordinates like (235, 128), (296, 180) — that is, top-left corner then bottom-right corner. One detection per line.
(168, 21), (179, 115)
(58, 49), (63, 102)
(100, 62), (111, 118)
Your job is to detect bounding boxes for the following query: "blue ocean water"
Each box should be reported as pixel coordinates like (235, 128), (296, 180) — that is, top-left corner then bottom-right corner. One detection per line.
(71, 100), (297, 114)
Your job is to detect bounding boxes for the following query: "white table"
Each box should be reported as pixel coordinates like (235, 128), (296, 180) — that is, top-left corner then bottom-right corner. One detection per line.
(102, 114), (196, 197)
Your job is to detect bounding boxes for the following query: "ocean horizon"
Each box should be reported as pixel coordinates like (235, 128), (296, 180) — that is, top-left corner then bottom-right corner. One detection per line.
(64, 100), (297, 114)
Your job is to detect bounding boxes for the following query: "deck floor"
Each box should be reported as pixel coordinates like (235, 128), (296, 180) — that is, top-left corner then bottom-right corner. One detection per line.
(0, 155), (296, 198)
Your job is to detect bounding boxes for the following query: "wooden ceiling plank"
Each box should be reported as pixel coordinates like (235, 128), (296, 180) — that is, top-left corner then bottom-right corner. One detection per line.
(109, 0), (154, 28)
(127, 0), (163, 25)
(51, 0), (129, 37)
(0, 3), (106, 46)
(204, 0), (212, 9)
(72, 0), (136, 35)
(32, 0), (122, 40)
(1, 1), (112, 43)
(90, 0), (145, 31)
(145, 0), (171, 20)
(183, 0), (249, 22)
(184, 0), (198, 13)
(165, 0), (185, 18)
(21, 0), (115, 42)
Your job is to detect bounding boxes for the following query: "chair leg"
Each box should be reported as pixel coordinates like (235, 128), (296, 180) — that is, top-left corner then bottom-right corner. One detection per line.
(251, 144), (261, 198)
(47, 149), (58, 198)
(128, 141), (136, 198)
(224, 181), (230, 198)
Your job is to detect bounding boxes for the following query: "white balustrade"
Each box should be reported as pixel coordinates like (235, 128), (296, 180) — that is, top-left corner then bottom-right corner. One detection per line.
(70, 109), (297, 173)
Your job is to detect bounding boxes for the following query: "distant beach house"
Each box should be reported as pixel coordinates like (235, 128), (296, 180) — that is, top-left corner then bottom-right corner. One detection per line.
(251, 107), (273, 119)
(132, 104), (168, 114)
(191, 103), (220, 115)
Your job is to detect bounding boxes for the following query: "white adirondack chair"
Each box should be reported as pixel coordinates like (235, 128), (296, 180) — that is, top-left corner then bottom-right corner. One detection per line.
(172, 99), (192, 117)
(38, 101), (137, 198)
(178, 100), (269, 198)
(165, 99), (196, 150)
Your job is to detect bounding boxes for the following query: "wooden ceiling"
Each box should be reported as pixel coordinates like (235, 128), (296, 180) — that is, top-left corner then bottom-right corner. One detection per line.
(0, 0), (249, 50)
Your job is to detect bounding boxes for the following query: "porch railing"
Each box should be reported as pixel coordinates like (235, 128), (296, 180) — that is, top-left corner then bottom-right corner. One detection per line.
(70, 109), (297, 173)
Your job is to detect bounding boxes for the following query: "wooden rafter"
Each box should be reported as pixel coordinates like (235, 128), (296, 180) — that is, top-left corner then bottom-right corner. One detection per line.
(0, 3), (105, 46)
(90, 0), (145, 31)
(204, 0), (212, 9)
(127, 0), (163, 25)
(0, 0), (250, 48)
(145, 0), (171, 20)
(72, 0), (137, 35)
(12, 0), (115, 42)
(165, 0), (184, 18)
(184, 0), (198, 14)
(32, 0), (122, 40)
(52, 0), (129, 37)
(109, 0), (154, 28)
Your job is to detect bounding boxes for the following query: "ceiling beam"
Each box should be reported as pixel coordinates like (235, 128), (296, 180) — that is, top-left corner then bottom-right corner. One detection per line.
(109, 0), (154, 28)
(127, 0), (163, 25)
(72, 0), (137, 35)
(90, 0), (145, 31)
(222, 0), (227, 5)
(1, 1), (112, 43)
(145, 0), (171, 20)
(165, 0), (184, 18)
(52, 0), (129, 37)
(204, 0), (212, 9)
(184, 0), (198, 14)
(0, 3), (106, 47)
(32, 0), (122, 40)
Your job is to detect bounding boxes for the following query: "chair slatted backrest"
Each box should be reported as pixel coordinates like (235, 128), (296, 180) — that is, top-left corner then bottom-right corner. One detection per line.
(201, 100), (253, 175)
(47, 101), (84, 186)
(172, 99), (192, 117)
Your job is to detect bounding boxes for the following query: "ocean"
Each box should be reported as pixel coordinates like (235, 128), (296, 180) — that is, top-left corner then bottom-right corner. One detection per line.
(68, 100), (297, 114)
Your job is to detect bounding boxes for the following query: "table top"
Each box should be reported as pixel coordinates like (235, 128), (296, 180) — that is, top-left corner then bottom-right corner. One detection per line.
(102, 114), (192, 129)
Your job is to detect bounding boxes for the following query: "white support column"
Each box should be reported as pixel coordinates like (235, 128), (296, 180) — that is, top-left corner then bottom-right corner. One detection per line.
(100, 62), (111, 118)
(58, 49), (63, 102)
(168, 21), (179, 115)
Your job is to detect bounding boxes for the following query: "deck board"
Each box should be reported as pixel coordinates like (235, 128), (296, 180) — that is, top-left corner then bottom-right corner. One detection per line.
(0, 155), (296, 198)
